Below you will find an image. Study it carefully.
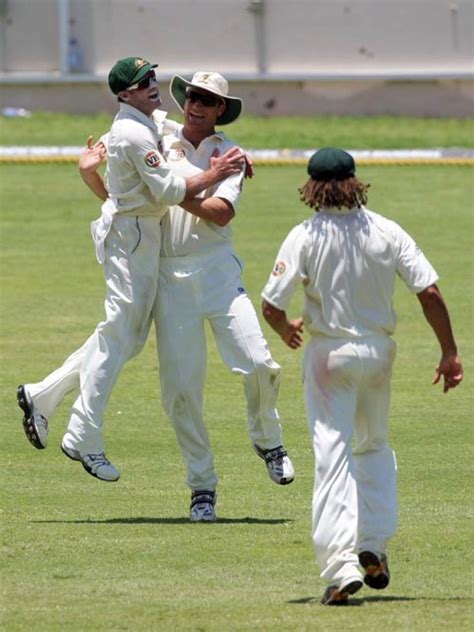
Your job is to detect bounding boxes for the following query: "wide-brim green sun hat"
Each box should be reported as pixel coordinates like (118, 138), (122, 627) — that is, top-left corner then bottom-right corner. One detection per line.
(170, 71), (243, 125)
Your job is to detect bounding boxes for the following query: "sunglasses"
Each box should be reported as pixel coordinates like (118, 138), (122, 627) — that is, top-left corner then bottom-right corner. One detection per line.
(185, 89), (223, 108)
(127, 72), (157, 91)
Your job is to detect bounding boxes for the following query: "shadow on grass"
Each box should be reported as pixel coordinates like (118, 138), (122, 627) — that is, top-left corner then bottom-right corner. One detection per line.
(32, 516), (293, 525)
(288, 595), (411, 606)
(288, 594), (470, 605)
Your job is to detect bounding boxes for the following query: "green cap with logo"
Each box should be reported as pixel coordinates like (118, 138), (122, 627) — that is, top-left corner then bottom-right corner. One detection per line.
(307, 147), (356, 181)
(108, 57), (158, 95)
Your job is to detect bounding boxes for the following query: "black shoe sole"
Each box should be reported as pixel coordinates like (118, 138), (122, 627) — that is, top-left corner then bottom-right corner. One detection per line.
(321, 580), (363, 605)
(359, 551), (390, 589)
(17, 385), (45, 450)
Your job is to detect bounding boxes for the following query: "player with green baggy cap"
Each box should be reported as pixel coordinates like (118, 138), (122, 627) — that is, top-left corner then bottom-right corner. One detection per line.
(17, 57), (244, 481)
(261, 147), (463, 605)
(107, 57), (158, 94)
(18, 66), (295, 522)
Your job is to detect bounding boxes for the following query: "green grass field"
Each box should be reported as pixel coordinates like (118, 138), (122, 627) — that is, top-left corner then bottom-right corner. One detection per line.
(1, 112), (473, 149)
(1, 159), (473, 630)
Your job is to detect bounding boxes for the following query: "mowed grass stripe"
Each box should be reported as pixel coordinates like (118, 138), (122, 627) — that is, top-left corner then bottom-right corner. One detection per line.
(1, 164), (472, 630)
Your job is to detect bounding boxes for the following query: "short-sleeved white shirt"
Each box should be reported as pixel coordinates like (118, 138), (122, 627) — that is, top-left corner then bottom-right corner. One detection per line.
(159, 124), (243, 257)
(262, 206), (438, 338)
(105, 104), (186, 218)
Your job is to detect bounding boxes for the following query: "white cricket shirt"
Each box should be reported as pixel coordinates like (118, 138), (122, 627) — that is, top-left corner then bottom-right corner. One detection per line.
(262, 206), (439, 338)
(105, 104), (186, 218)
(159, 125), (244, 257)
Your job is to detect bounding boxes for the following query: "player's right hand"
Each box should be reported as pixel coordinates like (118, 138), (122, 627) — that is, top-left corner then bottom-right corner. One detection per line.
(79, 135), (106, 173)
(210, 146), (245, 177)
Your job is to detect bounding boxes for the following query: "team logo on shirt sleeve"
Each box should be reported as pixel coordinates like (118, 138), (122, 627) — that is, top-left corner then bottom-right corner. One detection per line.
(272, 261), (286, 276)
(168, 148), (186, 161)
(144, 150), (161, 168)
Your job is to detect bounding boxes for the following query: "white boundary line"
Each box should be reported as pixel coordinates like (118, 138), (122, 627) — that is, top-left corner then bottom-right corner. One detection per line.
(1, 147), (473, 164)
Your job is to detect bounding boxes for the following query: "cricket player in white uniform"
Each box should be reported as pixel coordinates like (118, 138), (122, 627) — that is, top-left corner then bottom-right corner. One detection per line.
(17, 58), (244, 483)
(17, 69), (293, 522)
(261, 148), (463, 605)
(155, 72), (294, 522)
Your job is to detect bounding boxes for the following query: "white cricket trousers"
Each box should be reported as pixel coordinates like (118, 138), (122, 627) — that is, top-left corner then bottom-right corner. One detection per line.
(27, 215), (161, 454)
(154, 249), (283, 491)
(303, 335), (398, 587)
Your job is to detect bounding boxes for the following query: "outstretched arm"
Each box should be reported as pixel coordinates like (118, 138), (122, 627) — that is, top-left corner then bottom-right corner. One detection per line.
(78, 135), (108, 201)
(416, 284), (463, 393)
(261, 300), (304, 350)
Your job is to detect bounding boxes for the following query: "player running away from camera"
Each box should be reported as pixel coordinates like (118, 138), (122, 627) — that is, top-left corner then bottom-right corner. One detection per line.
(18, 68), (294, 522)
(17, 57), (245, 484)
(261, 148), (463, 605)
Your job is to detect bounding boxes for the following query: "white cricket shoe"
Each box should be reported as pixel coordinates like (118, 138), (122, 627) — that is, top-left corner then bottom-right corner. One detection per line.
(61, 443), (120, 482)
(254, 444), (295, 485)
(190, 490), (217, 523)
(17, 385), (49, 449)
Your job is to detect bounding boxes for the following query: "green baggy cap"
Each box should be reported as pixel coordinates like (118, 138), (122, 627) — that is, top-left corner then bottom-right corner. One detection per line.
(307, 147), (356, 181)
(108, 57), (158, 95)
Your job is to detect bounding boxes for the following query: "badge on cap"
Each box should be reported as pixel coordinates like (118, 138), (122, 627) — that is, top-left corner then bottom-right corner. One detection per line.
(144, 151), (160, 168)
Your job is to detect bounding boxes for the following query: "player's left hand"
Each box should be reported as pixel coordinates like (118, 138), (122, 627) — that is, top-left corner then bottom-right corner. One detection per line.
(432, 354), (463, 393)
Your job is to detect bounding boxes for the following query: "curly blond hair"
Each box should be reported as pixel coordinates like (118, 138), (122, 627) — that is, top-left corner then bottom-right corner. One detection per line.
(299, 177), (370, 211)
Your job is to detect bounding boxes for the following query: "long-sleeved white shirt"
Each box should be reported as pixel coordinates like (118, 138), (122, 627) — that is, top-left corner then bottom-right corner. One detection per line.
(105, 104), (186, 218)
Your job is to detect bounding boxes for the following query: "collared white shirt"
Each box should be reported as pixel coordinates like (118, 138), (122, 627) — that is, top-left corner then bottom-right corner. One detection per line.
(262, 206), (439, 338)
(159, 124), (244, 257)
(105, 104), (186, 218)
